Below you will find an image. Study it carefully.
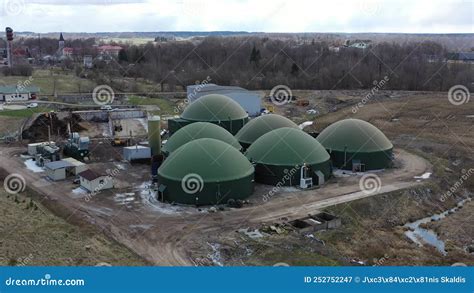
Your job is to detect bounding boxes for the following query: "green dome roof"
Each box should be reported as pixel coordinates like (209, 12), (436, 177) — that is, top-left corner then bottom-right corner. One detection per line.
(235, 114), (299, 146)
(245, 127), (330, 166)
(181, 94), (248, 122)
(317, 119), (393, 153)
(158, 138), (254, 181)
(162, 122), (241, 155)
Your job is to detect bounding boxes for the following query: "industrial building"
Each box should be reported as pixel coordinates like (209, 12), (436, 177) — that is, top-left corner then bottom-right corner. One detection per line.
(316, 119), (393, 171)
(157, 138), (254, 206)
(235, 114), (299, 149)
(186, 84), (261, 116)
(62, 157), (88, 175)
(123, 145), (152, 161)
(162, 122), (241, 156)
(168, 94), (249, 135)
(44, 160), (74, 181)
(245, 127), (331, 187)
(78, 169), (114, 193)
(0, 85), (40, 102)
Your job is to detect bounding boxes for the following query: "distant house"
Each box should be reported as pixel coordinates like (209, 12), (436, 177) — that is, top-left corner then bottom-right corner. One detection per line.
(62, 47), (74, 57)
(447, 52), (474, 64)
(349, 42), (369, 49)
(83, 55), (93, 68)
(186, 83), (261, 116)
(0, 85), (40, 102)
(98, 45), (123, 57)
(78, 169), (114, 193)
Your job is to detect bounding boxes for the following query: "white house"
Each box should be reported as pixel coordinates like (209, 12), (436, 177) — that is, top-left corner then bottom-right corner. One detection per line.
(78, 169), (114, 193)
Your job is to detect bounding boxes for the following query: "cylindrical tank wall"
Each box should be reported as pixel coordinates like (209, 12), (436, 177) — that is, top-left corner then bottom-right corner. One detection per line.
(148, 116), (161, 156)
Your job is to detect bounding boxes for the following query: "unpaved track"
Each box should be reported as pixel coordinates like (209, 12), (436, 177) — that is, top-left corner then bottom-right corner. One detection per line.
(0, 147), (430, 265)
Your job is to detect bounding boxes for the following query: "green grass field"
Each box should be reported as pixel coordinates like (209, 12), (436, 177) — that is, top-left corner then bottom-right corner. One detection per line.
(1, 69), (97, 95)
(0, 107), (50, 118)
(127, 95), (176, 114)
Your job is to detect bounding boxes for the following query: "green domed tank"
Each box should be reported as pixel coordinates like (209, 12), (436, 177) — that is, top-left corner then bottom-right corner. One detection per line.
(169, 94), (249, 135)
(162, 122), (241, 156)
(245, 127), (331, 186)
(235, 114), (299, 149)
(157, 138), (254, 205)
(317, 119), (393, 170)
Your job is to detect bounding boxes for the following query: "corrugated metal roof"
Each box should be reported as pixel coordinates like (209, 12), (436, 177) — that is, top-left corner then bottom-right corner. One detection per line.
(62, 157), (85, 167)
(44, 160), (74, 170)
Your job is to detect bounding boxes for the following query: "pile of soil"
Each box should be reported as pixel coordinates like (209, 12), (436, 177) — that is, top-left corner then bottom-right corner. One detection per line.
(22, 113), (86, 141)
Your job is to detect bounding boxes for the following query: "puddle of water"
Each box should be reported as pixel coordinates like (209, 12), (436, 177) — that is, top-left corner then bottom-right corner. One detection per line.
(414, 172), (432, 180)
(404, 198), (471, 255)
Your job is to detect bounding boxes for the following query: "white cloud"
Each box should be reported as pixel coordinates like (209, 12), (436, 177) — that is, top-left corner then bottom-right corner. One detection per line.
(0, 0), (472, 33)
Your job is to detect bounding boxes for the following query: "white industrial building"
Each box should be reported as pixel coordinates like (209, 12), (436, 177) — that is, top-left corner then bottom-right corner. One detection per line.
(78, 169), (114, 193)
(44, 160), (74, 181)
(0, 86), (40, 102)
(186, 84), (261, 116)
(123, 145), (151, 161)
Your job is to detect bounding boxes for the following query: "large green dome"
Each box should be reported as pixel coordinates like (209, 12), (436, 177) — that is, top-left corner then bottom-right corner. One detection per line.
(181, 94), (248, 122)
(162, 122), (241, 156)
(246, 127), (330, 166)
(159, 138), (254, 182)
(235, 114), (299, 147)
(317, 119), (393, 153)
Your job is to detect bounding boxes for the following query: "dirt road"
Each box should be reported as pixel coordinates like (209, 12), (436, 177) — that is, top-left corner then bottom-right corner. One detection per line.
(0, 147), (430, 265)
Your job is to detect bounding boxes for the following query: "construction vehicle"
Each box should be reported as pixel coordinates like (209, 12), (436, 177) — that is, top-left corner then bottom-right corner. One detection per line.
(111, 137), (128, 146)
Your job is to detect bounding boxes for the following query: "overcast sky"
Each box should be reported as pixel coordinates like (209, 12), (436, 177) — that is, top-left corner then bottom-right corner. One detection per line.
(0, 0), (473, 33)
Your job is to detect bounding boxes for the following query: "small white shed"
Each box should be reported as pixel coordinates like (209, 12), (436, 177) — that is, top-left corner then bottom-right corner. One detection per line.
(78, 169), (114, 193)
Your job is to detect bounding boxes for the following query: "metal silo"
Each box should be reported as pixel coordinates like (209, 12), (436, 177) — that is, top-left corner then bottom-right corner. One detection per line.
(148, 115), (161, 156)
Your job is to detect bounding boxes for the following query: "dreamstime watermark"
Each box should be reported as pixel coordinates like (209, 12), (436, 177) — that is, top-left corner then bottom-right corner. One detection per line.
(174, 76), (211, 114)
(15, 253), (34, 267)
(448, 85), (470, 106)
(358, 0), (380, 16)
(372, 254), (389, 266)
(269, 85), (293, 106)
(3, 0), (25, 16)
(359, 173), (382, 195)
(352, 76), (389, 113)
(3, 173), (26, 194)
(440, 168), (473, 202)
(262, 167), (299, 202)
(273, 262), (290, 267)
(84, 168), (120, 202)
(180, 0), (208, 17)
(92, 85), (115, 105)
(181, 173), (204, 194)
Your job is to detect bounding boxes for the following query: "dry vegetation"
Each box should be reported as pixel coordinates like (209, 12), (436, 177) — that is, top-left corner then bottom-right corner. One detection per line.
(0, 188), (148, 266)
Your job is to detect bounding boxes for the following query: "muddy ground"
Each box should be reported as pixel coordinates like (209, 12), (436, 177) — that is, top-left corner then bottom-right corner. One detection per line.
(1, 90), (473, 266)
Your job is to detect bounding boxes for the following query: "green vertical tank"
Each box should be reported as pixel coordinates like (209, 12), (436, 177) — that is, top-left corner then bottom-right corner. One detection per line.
(148, 116), (161, 156)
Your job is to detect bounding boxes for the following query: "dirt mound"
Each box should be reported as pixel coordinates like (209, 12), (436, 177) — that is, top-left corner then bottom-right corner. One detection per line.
(22, 113), (86, 141)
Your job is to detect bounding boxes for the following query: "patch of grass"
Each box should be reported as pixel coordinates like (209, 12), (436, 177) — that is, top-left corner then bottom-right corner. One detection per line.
(247, 249), (340, 266)
(0, 107), (50, 118)
(1, 69), (97, 96)
(0, 188), (148, 266)
(127, 95), (175, 114)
